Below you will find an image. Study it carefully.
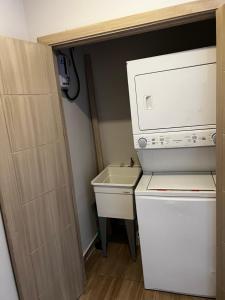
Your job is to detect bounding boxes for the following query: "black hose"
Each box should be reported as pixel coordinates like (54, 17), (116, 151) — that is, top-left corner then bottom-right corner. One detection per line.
(65, 47), (80, 101)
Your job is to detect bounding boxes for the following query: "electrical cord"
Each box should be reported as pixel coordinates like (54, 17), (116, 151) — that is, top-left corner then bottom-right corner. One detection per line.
(65, 47), (80, 102)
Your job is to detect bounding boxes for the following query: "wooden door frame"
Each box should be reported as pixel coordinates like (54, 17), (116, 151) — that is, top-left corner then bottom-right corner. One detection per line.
(38, 0), (225, 298)
(37, 0), (224, 47)
(216, 5), (225, 298)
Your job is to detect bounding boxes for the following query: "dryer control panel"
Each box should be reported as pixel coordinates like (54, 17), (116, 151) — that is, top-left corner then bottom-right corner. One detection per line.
(134, 129), (216, 149)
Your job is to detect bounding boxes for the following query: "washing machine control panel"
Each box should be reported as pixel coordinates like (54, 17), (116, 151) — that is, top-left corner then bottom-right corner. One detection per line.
(135, 129), (216, 149)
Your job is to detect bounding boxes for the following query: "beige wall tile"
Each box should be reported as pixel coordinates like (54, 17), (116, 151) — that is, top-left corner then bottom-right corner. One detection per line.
(31, 227), (82, 299)
(0, 37), (57, 94)
(3, 95), (60, 151)
(0, 33), (84, 300)
(13, 141), (67, 202)
(23, 187), (74, 252)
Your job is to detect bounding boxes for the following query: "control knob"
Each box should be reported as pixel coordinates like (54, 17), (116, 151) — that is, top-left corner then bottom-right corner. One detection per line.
(212, 133), (216, 145)
(138, 137), (147, 148)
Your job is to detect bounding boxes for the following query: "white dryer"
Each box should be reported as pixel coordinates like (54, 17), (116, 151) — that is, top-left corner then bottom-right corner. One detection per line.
(126, 47), (216, 145)
(135, 173), (216, 297)
(126, 47), (216, 172)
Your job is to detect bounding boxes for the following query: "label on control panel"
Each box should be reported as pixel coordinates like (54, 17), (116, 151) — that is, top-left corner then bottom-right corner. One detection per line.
(135, 129), (216, 149)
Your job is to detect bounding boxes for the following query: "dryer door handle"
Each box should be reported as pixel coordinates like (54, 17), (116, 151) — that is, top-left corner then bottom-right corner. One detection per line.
(144, 95), (153, 110)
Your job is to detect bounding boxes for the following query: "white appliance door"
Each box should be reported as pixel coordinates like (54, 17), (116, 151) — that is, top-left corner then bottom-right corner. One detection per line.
(0, 212), (18, 300)
(135, 63), (216, 131)
(136, 196), (216, 297)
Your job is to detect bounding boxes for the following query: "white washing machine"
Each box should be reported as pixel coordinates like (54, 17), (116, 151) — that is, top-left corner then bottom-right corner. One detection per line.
(135, 173), (216, 297)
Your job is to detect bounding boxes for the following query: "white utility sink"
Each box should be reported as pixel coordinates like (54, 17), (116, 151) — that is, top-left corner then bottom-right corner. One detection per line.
(91, 165), (142, 220)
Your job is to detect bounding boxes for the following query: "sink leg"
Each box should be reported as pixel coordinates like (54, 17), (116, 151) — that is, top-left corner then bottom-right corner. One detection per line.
(125, 219), (136, 260)
(99, 217), (107, 257)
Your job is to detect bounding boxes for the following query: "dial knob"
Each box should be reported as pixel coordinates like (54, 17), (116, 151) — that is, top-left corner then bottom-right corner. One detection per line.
(212, 133), (216, 145)
(138, 138), (147, 148)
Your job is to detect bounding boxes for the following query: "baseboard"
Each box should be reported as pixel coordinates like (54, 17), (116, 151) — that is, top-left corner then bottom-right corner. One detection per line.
(83, 233), (98, 261)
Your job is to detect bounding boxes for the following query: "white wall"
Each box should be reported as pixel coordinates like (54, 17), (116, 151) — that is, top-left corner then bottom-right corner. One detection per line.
(60, 48), (98, 254)
(23, 0), (197, 41)
(0, 0), (28, 39)
(0, 212), (19, 300)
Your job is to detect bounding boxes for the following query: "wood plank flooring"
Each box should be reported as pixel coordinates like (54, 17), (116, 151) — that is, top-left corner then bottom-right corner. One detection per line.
(80, 242), (212, 300)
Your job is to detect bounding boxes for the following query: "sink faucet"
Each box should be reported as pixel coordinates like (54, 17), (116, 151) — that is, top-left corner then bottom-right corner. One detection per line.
(129, 157), (134, 167)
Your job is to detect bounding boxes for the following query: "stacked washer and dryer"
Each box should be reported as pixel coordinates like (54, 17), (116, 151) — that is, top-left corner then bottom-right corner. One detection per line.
(126, 47), (216, 298)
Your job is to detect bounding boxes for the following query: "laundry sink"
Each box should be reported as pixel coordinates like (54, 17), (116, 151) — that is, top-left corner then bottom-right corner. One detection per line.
(92, 165), (141, 187)
(91, 165), (142, 220)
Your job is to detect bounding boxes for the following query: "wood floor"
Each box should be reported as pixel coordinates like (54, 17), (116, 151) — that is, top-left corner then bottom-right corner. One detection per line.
(80, 242), (211, 300)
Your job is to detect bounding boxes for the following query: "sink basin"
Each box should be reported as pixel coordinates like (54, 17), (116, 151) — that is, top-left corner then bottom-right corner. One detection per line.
(91, 165), (141, 187)
(91, 165), (142, 220)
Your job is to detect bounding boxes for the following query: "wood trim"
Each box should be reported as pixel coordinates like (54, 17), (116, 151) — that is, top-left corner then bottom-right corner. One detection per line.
(84, 55), (104, 172)
(38, 0), (224, 47)
(83, 233), (98, 261)
(216, 5), (225, 299)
